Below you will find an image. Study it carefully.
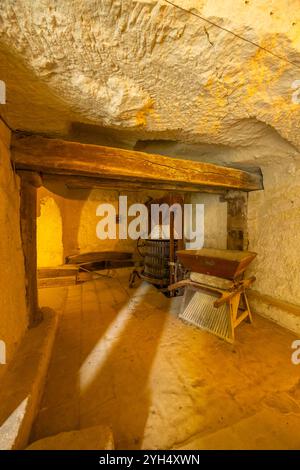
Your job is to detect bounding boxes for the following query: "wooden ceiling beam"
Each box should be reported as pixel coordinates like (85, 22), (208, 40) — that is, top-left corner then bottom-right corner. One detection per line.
(11, 135), (263, 192)
(41, 174), (227, 194)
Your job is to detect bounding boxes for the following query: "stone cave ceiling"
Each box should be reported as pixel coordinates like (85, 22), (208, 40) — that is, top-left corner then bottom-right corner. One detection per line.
(0, 0), (300, 167)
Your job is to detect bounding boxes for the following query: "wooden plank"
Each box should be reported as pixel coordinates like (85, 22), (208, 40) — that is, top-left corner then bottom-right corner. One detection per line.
(43, 174), (223, 194)
(38, 265), (79, 279)
(233, 309), (249, 328)
(38, 276), (76, 288)
(66, 251), (133, 264)
(11, 135), (263, 191)
(213, 276), (256, 307)
(76, 271), (94, 283)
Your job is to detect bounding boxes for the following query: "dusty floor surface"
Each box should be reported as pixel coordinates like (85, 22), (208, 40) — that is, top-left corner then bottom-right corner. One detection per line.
(31, 268), (300, 450)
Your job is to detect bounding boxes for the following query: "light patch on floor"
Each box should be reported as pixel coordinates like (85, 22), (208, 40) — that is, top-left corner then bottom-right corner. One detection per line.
(79, 283), (152, 392)
(31, 268), (300, 450)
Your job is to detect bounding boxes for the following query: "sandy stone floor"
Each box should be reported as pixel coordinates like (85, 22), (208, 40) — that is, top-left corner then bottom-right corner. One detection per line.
(31, 268), (300, 450)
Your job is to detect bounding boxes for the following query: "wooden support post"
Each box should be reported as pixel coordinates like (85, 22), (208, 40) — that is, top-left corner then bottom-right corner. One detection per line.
(224, 191), (248, 251)
(19, 172), (40, 327)
(177, 193), (185, 251)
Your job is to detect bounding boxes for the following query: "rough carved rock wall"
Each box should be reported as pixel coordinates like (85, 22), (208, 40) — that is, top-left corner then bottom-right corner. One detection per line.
(0, 121), (27, 367)
(36, 185), (228, 268)
(0, 0), (299, 157)
(37, 184), (167, 266)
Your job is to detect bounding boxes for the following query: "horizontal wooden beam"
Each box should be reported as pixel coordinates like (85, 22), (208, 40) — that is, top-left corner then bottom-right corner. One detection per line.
(42, 174), (226, 194)
(11, 135), (263, 191)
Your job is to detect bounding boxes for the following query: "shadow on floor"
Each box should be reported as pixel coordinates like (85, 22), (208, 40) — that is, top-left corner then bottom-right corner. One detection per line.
(31, 273), (169, 449)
